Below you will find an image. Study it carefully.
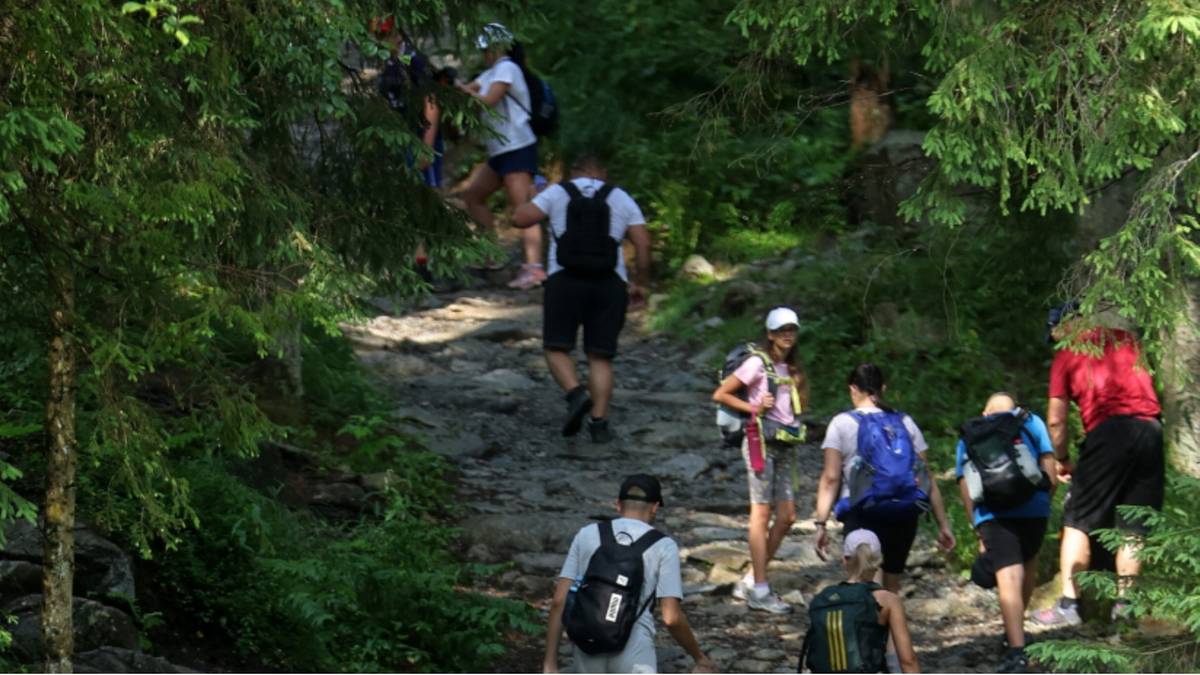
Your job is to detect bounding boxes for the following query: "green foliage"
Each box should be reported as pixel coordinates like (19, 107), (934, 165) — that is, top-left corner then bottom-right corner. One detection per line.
(151, 454), (536, 672)
(726, 0), (1200, 368)
(517, 1), (850, 269)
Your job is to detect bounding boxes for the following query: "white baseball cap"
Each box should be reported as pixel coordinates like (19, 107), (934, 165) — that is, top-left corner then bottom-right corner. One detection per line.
(765, 307), (800, 331)
(843, 529), (882, 557)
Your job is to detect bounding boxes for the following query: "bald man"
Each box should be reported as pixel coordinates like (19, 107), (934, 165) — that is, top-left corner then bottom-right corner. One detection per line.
(955, 392), (1057, 673)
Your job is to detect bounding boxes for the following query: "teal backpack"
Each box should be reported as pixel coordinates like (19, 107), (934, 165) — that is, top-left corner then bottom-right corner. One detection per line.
(799, 582), (888, 673)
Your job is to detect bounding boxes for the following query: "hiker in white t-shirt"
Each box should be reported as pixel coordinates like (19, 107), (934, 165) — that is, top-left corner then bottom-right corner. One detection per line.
(543, 475), (716, 674)
(512, 154), (651, 443)
(458, 23), (546, 289)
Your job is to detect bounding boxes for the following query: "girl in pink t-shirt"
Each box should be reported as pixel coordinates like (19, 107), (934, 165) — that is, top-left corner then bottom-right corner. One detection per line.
(711, 307), (809, 614)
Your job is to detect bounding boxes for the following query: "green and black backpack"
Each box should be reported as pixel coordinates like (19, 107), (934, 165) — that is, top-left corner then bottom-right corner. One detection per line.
(799, 582), (888, 673)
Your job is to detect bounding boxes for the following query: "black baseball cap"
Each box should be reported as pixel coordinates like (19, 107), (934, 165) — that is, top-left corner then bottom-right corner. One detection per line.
(618, 474), (665, 507)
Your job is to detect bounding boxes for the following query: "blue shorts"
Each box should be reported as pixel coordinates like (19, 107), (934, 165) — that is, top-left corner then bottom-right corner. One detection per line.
(407, 133), (444, 188)
(487, 142), (538, 177)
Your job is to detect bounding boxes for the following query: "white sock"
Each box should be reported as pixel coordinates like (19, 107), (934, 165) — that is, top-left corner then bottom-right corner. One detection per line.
(753, 582), (770, 595)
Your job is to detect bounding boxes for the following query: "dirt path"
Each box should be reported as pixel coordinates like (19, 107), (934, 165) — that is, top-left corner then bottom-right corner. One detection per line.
(347, 283), (1011, 673)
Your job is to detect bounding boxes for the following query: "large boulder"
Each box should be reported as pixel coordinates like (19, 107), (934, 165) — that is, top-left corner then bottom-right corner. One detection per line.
(75, 647), (197, 674)
(3, 595), (137, 662)
(2, 520), (135, 602)
(847, 129), (934, 229)
(460, 514), (579, 556)
(680, 255), (715, 279)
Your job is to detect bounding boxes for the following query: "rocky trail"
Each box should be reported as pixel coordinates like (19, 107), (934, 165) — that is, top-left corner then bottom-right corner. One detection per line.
(347, 282), (1016, 674)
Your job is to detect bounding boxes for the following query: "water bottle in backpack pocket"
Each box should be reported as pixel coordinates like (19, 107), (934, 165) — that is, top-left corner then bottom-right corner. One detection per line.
(960, 410), (1049, 510)
(799, 582), (888, 673)
(836, 411), (931, 522)
(563, 521), (665, 655)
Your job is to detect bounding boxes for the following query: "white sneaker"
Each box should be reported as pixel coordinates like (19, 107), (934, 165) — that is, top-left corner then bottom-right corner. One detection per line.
(732, 577), (752, 601)
(747, 588), (792, 614)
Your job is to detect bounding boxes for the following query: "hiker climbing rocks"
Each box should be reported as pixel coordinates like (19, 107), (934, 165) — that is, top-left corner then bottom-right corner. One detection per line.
(711, 307), (809, 614)
(956, 392), (1056, 673)
(1032, 304), (1164, 627)
(543, 475), (716, 674)
(513, 153), (651, 443)
(800, 529), (919, 674)
(458, 22), (546, 288)
(813, 363), (956, 593)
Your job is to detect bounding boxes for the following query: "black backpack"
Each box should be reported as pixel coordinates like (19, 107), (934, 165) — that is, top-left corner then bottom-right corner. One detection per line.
(715, 343), (777, 447)
(507, 64), (559, 136)
(799, 582), (888, 674)
(563, 521), (666, 655)
(960, 410), (1050, 510)
(378, 47), (430, 133)
(554, 182), (618, 277)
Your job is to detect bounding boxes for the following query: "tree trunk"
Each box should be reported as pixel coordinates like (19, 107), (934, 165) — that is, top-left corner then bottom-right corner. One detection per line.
(1163, 278), (1200, 478)
(43, 252), (76, 673)
(849, 56), (891, 150)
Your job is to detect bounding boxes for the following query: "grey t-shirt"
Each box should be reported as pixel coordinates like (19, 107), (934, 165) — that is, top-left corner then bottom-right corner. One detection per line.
(559, 517), (682, 645)
(820, 405), (929, 500)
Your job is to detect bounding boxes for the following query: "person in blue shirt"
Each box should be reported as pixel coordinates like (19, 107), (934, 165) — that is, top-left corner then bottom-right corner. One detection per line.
(955, 392), (1057, 674)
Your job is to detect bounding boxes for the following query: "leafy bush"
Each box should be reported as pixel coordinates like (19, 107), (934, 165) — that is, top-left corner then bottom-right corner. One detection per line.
(149, 455), (537, 672)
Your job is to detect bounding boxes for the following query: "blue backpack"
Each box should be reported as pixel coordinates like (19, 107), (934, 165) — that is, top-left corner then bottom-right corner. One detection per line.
(835, 411), (931, 521)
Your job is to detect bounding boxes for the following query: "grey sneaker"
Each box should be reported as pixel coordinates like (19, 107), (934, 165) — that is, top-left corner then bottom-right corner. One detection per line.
(747, 588), (791, 614)
(731, 577), (751, 602)
(1029, 600), (1082, 627)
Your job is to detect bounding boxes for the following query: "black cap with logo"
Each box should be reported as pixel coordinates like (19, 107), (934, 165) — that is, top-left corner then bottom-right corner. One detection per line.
(618, 474), (665, 507)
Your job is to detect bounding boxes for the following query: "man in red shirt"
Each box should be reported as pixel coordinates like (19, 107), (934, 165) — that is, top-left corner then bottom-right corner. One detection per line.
(1032, 305), (1163, 627)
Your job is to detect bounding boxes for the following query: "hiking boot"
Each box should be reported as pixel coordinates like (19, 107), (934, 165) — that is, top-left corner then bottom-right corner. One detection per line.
(562, 386), (591, 437)
(507, 264), (546, 290)
(997, 648), (1030, 673)
(1029, 599), (1082, 628)
(746, 588), (791, 614)
(588, 417), (613, 443)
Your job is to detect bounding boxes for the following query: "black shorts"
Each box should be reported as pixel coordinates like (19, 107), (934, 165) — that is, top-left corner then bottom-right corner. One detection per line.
(841, 512), (919, 575)
(1064, 416), (1163, 535)
(978, 517), (1047, 570)
(542, 271), (627, 358)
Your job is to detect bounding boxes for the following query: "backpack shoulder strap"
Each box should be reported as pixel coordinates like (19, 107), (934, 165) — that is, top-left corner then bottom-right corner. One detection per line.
(594, 183), (617, 202)
(561, 181), (582, 200)
(746, 345), (779, 397)
(598, 519), (617, 549)
(627, 528), (666, 556)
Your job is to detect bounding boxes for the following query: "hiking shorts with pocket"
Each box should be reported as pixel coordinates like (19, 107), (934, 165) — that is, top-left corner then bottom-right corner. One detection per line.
(543, 271), (627, 358)
(486, 141), (538, 177)
(979, 517), (1048, 570)
(1064, 416), (1163, 535)
(742, 439), (794, 505)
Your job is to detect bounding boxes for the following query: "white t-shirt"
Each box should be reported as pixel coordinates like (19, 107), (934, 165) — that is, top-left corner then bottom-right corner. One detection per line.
(559, 518), (682, 656)
(531, 177), (647, 282)
(820, 405), (929, 500)
(473, 57), (537, 157)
